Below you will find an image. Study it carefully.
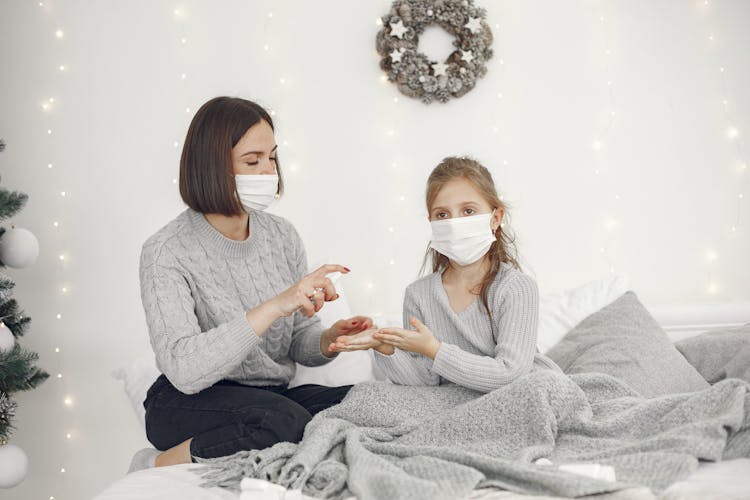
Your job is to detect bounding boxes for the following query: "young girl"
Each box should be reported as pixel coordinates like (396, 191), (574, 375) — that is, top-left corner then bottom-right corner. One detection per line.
(331, 156), (560, 393)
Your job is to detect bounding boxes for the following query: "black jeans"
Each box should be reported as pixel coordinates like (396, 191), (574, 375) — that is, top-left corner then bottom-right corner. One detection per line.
(143, 374), (351, 459)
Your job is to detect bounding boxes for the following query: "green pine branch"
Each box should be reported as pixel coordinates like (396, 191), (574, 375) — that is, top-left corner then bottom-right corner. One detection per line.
(0, 299), (29, 338)
(0, 189), (28, 223)
(0, 274), (14, 292)
(0, 345), (49, 393)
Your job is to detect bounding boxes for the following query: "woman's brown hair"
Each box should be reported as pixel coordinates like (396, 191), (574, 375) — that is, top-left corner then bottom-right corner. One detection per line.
(422, 156), (520, 334)
(179, 96), (283, 215)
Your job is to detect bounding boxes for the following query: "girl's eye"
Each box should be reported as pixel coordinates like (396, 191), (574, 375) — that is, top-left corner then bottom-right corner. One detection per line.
(436, 212), (448, 219)
(245, 161), (259, 166)
(465, 208), (475, 215)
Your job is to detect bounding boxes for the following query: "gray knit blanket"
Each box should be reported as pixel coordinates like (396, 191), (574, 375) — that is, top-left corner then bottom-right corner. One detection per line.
(197, 370), (750, 499)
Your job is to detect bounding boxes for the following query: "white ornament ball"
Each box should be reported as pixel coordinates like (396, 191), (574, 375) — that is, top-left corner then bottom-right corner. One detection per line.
(0, 227), (39, 269)
(0, 323), (14, 353)
(0, 444), (28, 488)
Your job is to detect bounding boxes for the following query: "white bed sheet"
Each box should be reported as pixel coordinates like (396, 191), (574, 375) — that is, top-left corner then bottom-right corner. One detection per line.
(94, 459), (750, 500)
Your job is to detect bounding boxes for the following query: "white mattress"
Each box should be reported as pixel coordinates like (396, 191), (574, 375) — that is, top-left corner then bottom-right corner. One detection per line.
(94, 459), (750, 500)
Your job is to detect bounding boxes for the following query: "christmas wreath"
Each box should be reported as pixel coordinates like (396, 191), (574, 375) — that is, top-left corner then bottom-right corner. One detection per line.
(376, 0), (493, 103)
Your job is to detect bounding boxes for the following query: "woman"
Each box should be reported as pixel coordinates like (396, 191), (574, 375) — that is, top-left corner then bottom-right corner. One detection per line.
(129, 97), (374, 472)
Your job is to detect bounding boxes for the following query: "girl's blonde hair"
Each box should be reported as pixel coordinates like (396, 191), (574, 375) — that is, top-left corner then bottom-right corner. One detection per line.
(421, 156), (520, 333)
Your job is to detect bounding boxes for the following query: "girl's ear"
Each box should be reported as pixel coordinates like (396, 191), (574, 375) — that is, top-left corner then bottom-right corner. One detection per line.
(491, 208), (504, 232)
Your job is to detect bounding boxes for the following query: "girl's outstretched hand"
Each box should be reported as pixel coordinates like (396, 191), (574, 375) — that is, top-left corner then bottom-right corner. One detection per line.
(373, 317), (441, 359)
(321, 316), (374, 356)
(329, 327), (395, 356)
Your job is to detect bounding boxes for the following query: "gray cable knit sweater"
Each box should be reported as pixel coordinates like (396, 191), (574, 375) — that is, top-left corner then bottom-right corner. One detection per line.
(375, 263), (560, 393)
(139, 208), (332, 395)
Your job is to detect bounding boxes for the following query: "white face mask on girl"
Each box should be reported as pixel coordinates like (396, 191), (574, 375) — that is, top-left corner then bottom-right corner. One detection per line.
(429, 210), (497, 266)
(235, 174), (279, 212)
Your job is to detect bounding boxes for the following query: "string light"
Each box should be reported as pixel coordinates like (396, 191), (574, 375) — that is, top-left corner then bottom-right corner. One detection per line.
(696, 2), (747, 296)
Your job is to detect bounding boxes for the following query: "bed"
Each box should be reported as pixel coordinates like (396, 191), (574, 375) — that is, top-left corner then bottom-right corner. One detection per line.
(99, 276), (750, 500)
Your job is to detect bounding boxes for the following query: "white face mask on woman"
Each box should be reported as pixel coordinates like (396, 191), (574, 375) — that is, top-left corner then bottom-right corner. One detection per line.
(235, 174), (279, 212)
(429, 210), (497, 266)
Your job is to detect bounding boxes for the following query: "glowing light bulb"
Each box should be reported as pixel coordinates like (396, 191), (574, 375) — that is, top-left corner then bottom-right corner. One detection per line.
(727, 127), (739, 139)
(592, 140), (603, 150)
(59, 65), (66, 71)
(47, 129), (52, 135)
(53, 221), (59, 227)
(48, 163), (53, 168)
(279, 77), (286, 85)
(388, 227), (395, 233)
(57, 373), (62, 379)
(707, 282), (718, 294)
(60, 468), (66, 473)
(708, 34), (714, 41)
(185, 107), (190, 113)
(497, 93), (503, 99)
(173, 141), (179, 148)
(264, 44), (270, 51)
(706, 251), (718, 262)
(60, 191), (66, 197)
(181, 73), (187, 79)
(63, 396), (73, 407)
(59, 254), (65, 261)
(389, 259), (395, 265)
(172, 178), (177, 184)
(56, 313), (62, 319)
(66, 433), (71, 439)
(55, 29), (64, 39)
(267, 12), (273, 18)
(61, 287), (68, 293)
(55, 347), (60, 353)
(366, 282), (374, 290)
(180, 37), (187, 44)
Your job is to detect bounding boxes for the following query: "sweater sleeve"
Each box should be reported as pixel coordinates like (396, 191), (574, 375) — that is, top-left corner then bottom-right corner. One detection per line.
(431, 273), (539, 393)
(373, 286), (440, 386)
(140, 243), (262, 395)
(287, 225), (332, 367)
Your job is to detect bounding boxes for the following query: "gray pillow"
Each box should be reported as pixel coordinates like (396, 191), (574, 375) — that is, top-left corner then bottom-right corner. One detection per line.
(674, 323), (750, 384)
(546, 291), (709, 397)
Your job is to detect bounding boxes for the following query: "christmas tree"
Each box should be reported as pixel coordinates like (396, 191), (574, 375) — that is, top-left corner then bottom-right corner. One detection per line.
(0, 138), (48, 464)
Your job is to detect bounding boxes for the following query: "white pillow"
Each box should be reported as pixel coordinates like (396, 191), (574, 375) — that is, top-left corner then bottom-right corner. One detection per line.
(537, 274), (629, 353)
(111, 350), (160, 427)
(113, 283), (376, 426)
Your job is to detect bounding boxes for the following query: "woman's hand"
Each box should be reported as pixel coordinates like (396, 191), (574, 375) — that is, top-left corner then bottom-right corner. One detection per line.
(320, 316), (375, 356)
(329, 327), (395, 356)
(271, 264), (349, 318)
(373, 317), (441, 359)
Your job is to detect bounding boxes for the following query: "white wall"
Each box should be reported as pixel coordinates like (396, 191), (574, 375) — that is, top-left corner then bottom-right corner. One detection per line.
(1, 0), (748, 498)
